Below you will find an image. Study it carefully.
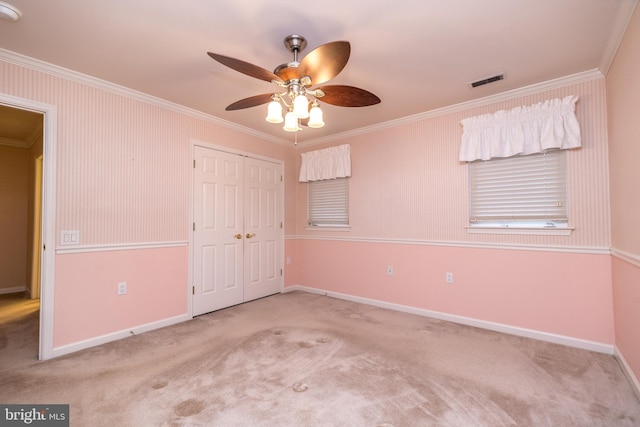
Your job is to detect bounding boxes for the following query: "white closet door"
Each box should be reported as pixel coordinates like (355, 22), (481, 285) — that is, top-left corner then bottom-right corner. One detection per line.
(192, 146), (283, 316)
(243, 156), (283, 302)
(193, 146), (244, 316)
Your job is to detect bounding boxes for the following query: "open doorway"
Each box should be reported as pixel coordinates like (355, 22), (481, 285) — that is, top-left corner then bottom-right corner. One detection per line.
(0, 105), (44, 359)
(0, 95), (56, 360)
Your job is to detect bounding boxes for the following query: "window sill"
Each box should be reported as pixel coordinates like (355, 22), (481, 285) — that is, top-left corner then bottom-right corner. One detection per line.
(466, 226), (574, 236)
(305, 225), (351, 232)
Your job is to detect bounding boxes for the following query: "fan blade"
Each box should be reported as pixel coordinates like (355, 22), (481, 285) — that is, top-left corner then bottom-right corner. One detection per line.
(225, 93), (274, 111)
(317, 85), (381, 107)
(298, 41), (350, 86)
(208, 52), (283, 84)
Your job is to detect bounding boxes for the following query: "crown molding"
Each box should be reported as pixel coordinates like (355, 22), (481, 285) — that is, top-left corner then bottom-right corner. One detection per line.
(0, 48), (292, 147)
(0, 136), (26, 147)
(26, 120), (43, 147)
(1, 47), (606, 150)
(298, 68), (605, 148)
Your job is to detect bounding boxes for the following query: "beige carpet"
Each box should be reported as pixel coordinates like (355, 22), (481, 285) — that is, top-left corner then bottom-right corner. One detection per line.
(1, 290), (639, 426)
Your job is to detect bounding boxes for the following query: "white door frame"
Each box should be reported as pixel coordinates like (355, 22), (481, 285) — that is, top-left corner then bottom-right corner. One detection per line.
(189, 139), (284, 318)
(0, 93), (57, 360)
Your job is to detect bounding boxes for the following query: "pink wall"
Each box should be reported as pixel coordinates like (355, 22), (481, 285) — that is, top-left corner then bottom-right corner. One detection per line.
(286, 76), (614, 347)
(54, 246), (188, 347)
(606, 4), (640, 385)
(294, 78), (610, 248)
(607, 5), (640, 256)
(292, 239), (614, 344)
(612, 257), (640, 377)
(0, 60), (296, 245)
(284, 239), (299, 285)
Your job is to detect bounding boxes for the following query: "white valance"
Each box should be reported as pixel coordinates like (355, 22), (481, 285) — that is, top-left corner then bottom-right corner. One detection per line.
(459, 95), (581, 162)
(299, 144), (351, 182)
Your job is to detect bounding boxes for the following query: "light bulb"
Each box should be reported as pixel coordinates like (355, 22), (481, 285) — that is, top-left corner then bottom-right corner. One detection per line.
(293, 94), (310, 119)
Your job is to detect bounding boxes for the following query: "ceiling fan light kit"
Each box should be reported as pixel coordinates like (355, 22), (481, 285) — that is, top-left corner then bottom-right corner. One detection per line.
(207, 34), (380, 137)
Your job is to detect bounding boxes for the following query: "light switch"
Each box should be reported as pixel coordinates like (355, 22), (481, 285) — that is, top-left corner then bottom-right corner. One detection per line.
(60, 230), (80, 246)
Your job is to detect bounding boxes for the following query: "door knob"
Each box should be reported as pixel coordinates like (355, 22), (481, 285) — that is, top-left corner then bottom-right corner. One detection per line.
(234, 234), (242, 239)
(246, 233), (256, 239)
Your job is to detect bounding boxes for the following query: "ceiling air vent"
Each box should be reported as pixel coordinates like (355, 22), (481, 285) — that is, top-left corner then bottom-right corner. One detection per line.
(470, 73), (504, 88)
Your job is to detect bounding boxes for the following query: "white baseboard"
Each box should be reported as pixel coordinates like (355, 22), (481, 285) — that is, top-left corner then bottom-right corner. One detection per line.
(0, 286), (26, 295)
(283, 285), (614, 355)
(50, 313), (191, 359)
(615, 346), (640, 401)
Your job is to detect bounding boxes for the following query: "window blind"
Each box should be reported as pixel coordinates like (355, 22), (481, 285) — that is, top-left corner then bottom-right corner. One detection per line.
(308, 178), (349, 226)
(469, 150), (567, 225)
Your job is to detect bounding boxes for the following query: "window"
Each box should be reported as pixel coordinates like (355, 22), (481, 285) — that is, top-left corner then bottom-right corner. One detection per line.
(468, 149), (567, 229)
(307, 177), (349, 227)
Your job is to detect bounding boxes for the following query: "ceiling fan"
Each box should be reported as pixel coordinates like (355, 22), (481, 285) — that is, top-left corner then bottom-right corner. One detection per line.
(207, 34), (381, 132)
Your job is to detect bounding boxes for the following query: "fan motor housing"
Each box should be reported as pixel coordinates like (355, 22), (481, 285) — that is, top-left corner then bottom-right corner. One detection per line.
(274, 62), (300, 82)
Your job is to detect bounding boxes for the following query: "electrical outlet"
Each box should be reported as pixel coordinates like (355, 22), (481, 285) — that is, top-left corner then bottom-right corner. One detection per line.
(387, 266), (394, 276)
(445, 272), (453, 284)
(117, 282), (127, 295)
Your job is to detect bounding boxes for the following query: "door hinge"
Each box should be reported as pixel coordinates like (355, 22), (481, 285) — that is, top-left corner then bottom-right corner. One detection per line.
(193, 159), (196, 168)
(280, 175), (283, 182)
(280, 268), (283, 276)
(193, 222), (195, 231)
(192, 286), (195, 295)
(280, 222), (283, 229)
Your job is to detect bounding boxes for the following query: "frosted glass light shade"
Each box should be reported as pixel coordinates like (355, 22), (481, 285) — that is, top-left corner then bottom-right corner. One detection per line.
(293, 94), (310, 119)
(283, 111), (300, 132)
(266, 100), (283, 123)
(307, 104), (325, 128)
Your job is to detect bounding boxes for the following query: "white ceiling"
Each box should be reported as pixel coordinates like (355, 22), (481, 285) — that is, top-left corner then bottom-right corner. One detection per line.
(0, 0), (637, 144)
